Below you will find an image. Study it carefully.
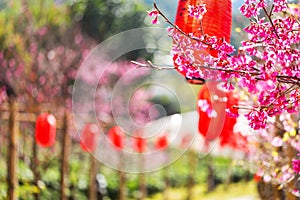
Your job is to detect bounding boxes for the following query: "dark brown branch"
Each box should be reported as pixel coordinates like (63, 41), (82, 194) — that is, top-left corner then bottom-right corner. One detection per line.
(0, 77), (16, 98)
(263, 6), (280, 39)
(264, 85), (297, 110)
(132, 60), (260, 75)
(132, 60), (300, 86)
(131, 60), (175, 70)
(193, 63), (260, 76)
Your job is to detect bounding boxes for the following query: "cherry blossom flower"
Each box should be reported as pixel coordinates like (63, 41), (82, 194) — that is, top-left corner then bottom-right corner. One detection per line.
(273, 0), (288, 12)
(148, 10), (159, 24)
(147, 0), (300, 129)
(187, 4), (207, 20)
(245, 110), (268, 130)
(146, 1), (300, 196)
(292, 154), (300, 174)
(198, 99), (217, 118)
(271, 136), (283, 147)
(225, 108), (239, 118)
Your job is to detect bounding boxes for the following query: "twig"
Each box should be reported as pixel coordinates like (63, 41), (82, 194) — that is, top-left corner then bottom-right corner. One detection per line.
(265, 84), (297, 111)
(131, 60), (175, 70)
(132, 59), (300, 86)
(233, 105), (255, 110)
(277, 75), (300, 85)
(153, 2), (190, 39)
(132, 60), (261, 76)
(263, 6), (280, 39)
(193, 63), (260, 75)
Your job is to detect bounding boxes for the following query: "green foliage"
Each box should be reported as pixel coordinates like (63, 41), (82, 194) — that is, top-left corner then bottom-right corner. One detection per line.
(18, 184), (39, 200)
(18, 162), (34, 182)
(41, 165), (60, 183)
(30, 0), (70, 27)
(0, 1), (70, 48)
(97, 151), (250, 199)
(147, 181), (258, 200)
(0, 142), (251, 199)
(71, 0), (151, 60)
(0, 158), (7, 199)
(151, 95), (181, 117)
(72, 0), (148, 41)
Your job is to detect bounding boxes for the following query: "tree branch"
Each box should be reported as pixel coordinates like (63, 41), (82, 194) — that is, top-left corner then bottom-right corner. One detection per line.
(263, 6), (280, 39)
(131, 60), (175, 70)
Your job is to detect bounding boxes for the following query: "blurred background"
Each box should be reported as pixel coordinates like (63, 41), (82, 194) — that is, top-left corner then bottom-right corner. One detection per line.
(0, 0), (259, 199)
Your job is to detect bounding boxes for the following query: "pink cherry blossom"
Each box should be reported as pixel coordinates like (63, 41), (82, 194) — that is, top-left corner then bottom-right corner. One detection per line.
(148, 2), (300, 195)
(198, 99), (217, 118)
(187, 4), (207, 20)
(148, 10), (159, 24)
(271, 136), (283, 147)
(150, 0), (300, 129)
(292, 158), (300, 174)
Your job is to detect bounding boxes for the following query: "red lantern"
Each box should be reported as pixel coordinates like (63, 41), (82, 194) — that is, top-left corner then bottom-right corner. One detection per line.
(180, 134), (192, 149)
(253, 173), (262, 183)
(35, 113), (56, 147)
(174, 0), (232, 80)
(197, 82), (238, 142)
(220, 131), (249, 152)
(155, 134), (168, 150)
(80, 123), (99, 152)
(133, 136), (146, 153)
(108, 126), (125, 150)
(133, 130), (146, 153)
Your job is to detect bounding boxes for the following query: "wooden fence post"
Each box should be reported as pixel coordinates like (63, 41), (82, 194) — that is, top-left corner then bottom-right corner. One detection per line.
(163, 151), (170, 200)
(32, 141), (40, 200)
(60, 112), (71, 200)
(206, 155), (216, 193)
(163, 167), (169, 200)
(119, 152), (126, 200)
(187, 150), (196, 200)
(119, 170), (126, 200)
(286, 143), (297, 200)
(89, 155), (98, 200)
(138, 155), (146, 200)
(7, 97), (19, 200)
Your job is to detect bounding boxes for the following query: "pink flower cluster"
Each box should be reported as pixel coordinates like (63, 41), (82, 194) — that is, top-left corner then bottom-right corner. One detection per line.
(247, 116), (300, 192)
(149, 1), (300, 195)
(240, 0), (266, 18)
(273, 0), (288, 12)
(148, 10), (159, 24)
(198, 99), (217, 118)
(165, 0), (300, 129)
(245, 110), (268, 129)
(292, 158), (300, 174)
(187, 4), (207, 20)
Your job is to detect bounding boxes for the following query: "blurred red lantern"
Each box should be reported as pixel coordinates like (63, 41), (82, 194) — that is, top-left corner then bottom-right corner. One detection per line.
(197, 82), (238, 142)
(220, 131), (249, 152)
(108, 126), (125, 150)
(180, 134), (192, 149)
(80, 123), (99, 152)
(174, 0), (232, 81)
(155, 134), (168, 150)
(35, 113), (56, 147)
(133, 136), (146, 153)
(253, 173), (262, 183)
(133, 130), (146, 153)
